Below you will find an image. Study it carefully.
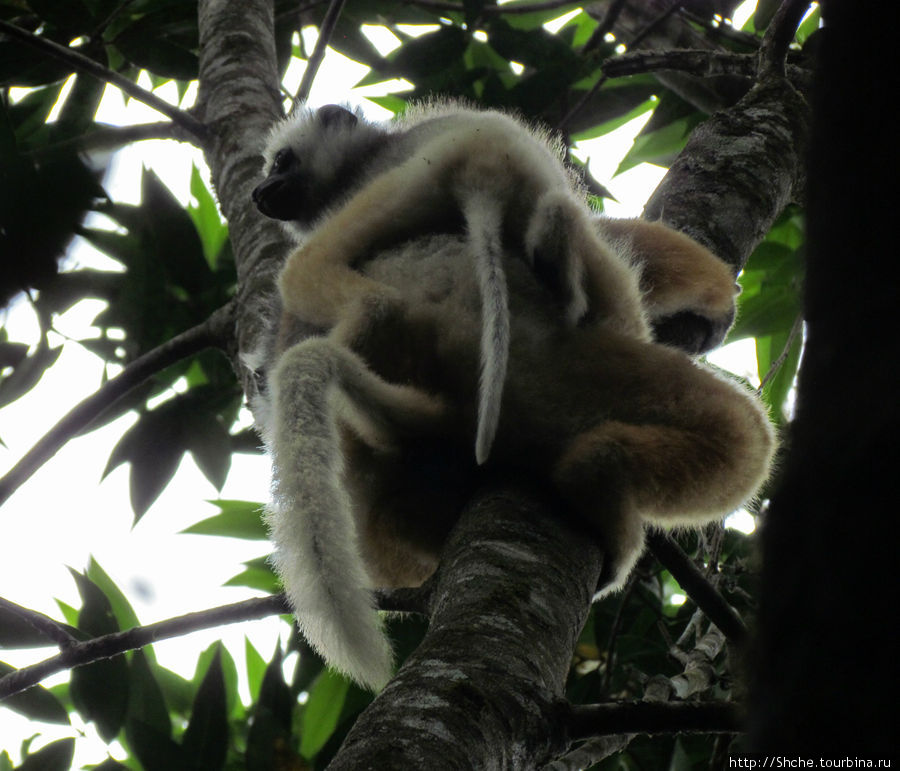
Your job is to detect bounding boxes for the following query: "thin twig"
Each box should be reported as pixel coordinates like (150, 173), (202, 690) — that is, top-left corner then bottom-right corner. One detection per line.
(558, 0), (681, 132)
(0, 594), (290, 700)
(0, 585), (432, 699)
(401, 0), (582, 15)
(757, 314), (803, 393)
(0, 596), (79, 647)
(0, 20), (206, 140)
(29, 122), (179, 160)
(582, 0), (629, 53)
(0, 302), (235, 508)
(293, 0), (347, 110)
(646, 532), (748, 645)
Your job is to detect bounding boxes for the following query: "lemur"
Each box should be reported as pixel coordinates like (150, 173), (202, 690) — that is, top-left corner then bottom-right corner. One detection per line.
(252, 101), (646, 464)
(250, 103), (775, 691)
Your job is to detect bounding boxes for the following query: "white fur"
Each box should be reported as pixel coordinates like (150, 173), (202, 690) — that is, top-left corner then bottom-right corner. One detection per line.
(265, 340), (394, 690)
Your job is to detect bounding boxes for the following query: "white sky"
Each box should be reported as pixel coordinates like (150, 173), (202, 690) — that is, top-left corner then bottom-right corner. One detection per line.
(0, 5), (761, 765)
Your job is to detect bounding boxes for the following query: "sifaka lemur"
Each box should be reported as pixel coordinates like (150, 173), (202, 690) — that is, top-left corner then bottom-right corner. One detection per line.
(249, 102), (775, 691)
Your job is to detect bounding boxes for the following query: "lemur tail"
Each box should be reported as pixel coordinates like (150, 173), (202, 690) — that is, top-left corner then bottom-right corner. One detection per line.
(465, 193), (510, 466)
(265, 339), (393, 692)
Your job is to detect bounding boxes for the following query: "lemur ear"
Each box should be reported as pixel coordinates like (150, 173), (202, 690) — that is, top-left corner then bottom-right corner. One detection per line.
(318, 104), (358, 129)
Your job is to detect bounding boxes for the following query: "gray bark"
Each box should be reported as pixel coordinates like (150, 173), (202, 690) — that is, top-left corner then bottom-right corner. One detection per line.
(329, 482), (603, 770)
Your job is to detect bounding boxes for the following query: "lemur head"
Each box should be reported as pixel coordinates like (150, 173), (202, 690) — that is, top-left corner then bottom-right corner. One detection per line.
(252, 104), (389, 237)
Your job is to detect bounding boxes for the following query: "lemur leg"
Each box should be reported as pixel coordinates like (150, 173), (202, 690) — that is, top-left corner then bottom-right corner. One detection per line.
(553, 359), (774, 593)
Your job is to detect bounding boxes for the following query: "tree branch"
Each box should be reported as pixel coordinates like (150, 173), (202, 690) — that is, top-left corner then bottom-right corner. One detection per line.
(647, 532), (748, 645)
(0, 585), (430, 700)
(758, 0), (812, 81)
(293, 0), (347, 109)
(328, 481), (604, 769)
(0, 596), (79, 648)
(401, 0), (583, 15)
(0, 593), (289, 700)
(566, 700), (742, 738)
(558, 1), (680, 132)
(0, 301), (235, 508)
(30, 123), (180, 160)
(0, 20), (206, 141)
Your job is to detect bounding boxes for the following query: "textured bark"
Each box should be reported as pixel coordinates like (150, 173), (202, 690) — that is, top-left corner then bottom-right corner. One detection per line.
(328, 483), (603, 770)
(749, 0), (897, 755)
(195, 0), (287, 386)
(644, 76), (809, 276)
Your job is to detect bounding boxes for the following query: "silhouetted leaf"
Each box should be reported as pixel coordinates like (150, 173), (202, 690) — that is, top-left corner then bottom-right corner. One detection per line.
(182, 648), (228, 770)
(14, 738), (75, 771)
(0, 662), (70, 724)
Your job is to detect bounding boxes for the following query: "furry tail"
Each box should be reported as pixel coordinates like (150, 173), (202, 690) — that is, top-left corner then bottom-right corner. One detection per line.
(265, 339), (393, 691)
(465, 192), (510, 465)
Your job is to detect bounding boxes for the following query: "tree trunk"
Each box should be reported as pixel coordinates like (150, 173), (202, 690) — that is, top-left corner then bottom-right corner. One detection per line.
(329, 481), (603, 770)
(749, 0), (897, 755)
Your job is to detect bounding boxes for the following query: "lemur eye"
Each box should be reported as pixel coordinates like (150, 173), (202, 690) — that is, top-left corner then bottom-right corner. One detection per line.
(272, 148), (295, 174)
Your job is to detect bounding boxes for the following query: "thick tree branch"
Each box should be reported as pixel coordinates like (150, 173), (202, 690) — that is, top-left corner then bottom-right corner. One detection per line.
(0, 20), (206, 141)
(601, 49), (813, 91)
(643, 76), (809, 274)
(329, 482), (604, 769)
(758, 0), (812, 81)
(647, 532), (748, 645)
(196, 0), (287, 391)
(0, 302), (235, 508)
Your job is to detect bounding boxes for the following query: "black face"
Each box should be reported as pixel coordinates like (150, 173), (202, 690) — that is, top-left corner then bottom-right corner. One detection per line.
(252, 147), (306, 221)
(652, 308), (735, 354)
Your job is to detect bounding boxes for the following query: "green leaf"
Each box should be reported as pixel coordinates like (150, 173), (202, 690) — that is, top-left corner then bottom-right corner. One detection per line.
(300, 670), (350, 759)
(384, 26), (469, 80)
(68, 570), (130, 742)
(246, 647), (298, 771)
(154, 665), (194, 720)
(14, 738), (75, 771)
(0, 662), (70, 724)
(125, 719), (188, 771)
(193, 642), (239, 718)
(187, 165), (228, 269)
(139, 170), (212, 296)
(105, 407), (186, 519)
(181, 500), (267, 540)
(757, 326), (802, 423)
(182, 648), (228, 770)
(224, 558), (279, 593)
(615, 110), (705, 175)
(86, 558), (142, 635)
(113, 6), (199, 80)
(244, 638), (267, 701)
(126, 650), (171, 740)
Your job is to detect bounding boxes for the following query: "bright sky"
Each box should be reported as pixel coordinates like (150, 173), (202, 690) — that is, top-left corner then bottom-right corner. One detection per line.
(0, 5), (762, 764)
